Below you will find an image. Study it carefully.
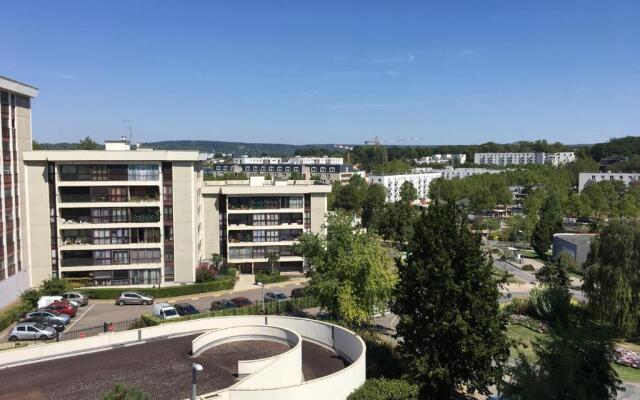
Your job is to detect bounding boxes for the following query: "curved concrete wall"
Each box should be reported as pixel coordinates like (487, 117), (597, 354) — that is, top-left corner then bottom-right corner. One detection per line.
(0, 316), (366, 400)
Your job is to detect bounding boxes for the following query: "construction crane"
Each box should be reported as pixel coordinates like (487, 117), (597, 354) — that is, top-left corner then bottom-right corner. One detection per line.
(364, 136), (421, 146)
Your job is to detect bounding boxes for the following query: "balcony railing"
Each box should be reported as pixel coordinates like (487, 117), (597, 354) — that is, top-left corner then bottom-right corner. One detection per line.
(61, 237), (161, 246)
(61, 257), (162, 267)
(59, 195), (160, 203)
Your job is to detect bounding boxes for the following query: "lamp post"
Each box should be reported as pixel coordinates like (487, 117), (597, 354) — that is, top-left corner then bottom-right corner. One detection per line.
(255, 281), (265, 314)
(191, 363), (203, 400)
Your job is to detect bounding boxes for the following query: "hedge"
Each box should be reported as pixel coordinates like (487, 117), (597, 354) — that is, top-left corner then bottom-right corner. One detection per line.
(347, 379), (418, 400)
(79, 277), (235, 300)
(255, 273), (289, 285)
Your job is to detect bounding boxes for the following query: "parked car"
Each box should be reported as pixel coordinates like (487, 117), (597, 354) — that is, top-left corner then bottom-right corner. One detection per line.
(22, 316), (65, 332)
(210, 299), (237, 311)
(40, 301), (76, 318)
(62, 292), (89, 306)
(115, 292), (154, 306)
(25, 310), (71, 325)
(152, 303), (180, 320)
(37, 295), (63, 309)
(265, 291), (288, 302)
(9, 322), (57, 341)
(231, 297), (253, 308)
(174, 303), (199, 316)
(290, 287), (306, 298)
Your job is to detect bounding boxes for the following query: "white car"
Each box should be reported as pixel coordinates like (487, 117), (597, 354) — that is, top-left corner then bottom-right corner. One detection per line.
(152, 303), (180, 320)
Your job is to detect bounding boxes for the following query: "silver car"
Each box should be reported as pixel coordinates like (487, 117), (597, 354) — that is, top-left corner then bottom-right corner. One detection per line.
(25, 310), (71, 325)
(62, 292), (89, 306)
(116, 292), (154, 306)
(9, 322), (57, 341)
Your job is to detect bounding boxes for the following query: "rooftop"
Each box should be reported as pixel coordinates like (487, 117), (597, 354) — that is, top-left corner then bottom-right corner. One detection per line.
(0, 75), (39, 98)
(554, 233), (597, 246)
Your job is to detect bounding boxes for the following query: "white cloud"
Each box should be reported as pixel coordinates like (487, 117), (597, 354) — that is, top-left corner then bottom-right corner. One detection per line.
(372, 54), (415, 64)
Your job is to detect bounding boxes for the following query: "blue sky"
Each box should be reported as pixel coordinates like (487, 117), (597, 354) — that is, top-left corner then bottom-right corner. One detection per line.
(2, 1), (639, 145)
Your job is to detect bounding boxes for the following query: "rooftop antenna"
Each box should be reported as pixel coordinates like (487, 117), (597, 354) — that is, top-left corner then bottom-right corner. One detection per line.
(123, 118), (134, 143)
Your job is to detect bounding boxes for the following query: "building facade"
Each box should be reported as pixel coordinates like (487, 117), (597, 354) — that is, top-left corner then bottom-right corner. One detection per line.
(415, 154), (466, 165)
(578, 172), (640, 192)
(22, 141), (204, 287)
(412, 167), (503, 180)
(205, 162), (359, 184)
(552, 233), (596, 272)
(473, 152), (575, 166)
(368, 171), (443, 202)
(231, 155), (344, 165)
(201, 176), (331, 274)
(0, 76), (38, 309)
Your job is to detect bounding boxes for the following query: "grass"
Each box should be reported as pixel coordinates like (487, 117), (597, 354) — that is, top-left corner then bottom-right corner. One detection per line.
(507, 324), (546, 359)
(493, 267), (524, 284)
(613, 364), (640, 383)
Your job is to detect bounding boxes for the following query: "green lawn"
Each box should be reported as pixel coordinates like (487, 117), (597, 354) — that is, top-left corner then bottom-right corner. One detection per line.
(613, 364), (640, 383)
(493, 268), (524, 284)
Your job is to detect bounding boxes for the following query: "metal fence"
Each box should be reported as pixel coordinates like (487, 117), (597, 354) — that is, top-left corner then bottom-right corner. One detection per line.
(58, 318), (141, 341)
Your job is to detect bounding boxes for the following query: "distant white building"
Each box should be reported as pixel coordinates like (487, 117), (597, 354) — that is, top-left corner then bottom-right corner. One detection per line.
(233, 156), (283, 165)
(578, 172), (640, 192)
(473, 152), (575, 166)
(415, 154), (466, 165)
(412, 167), (503, 180)
(232, 155), (344, 165)
(368, 171), (443, 202)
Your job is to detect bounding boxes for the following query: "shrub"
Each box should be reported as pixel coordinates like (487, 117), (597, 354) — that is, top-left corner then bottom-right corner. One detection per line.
(522, 264), (535, 272)
(40, 277), (69, 295)
(357, 330), (405, 379)
(504, 297), (535, 317)
(102, 383), (150, 400)
(64, 277), (93, 288)
(195, 265), (217, 283)
(347, 378), (418, 400)
(255, 273), (289, 285)
(20, 288), (41, 309)
(80, 278), (235, 300)
(529, 287), (571, 322)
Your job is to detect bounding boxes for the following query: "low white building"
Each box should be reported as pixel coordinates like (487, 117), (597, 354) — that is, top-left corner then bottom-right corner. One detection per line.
(368, 171), (443, 202)
(578, 172), (640, 192)
(415, 154), (466, 165)
(473, 152), (575, 166)
(412, 167), (503, 180)
(232, 155), (344, 165)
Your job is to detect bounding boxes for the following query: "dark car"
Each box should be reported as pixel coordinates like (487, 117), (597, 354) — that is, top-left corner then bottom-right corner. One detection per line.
(174, 303), (199, 316)
(210, 299), (237, 311)
(22, 316), (65, 332)
(231, 297), (253, 308)
(265, 291), (288, 302)
(290, 288), (306, 298)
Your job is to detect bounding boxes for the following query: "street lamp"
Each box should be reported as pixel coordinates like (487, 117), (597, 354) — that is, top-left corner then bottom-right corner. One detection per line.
(255, 281), (265, 314)
(191, 363), (203, 400)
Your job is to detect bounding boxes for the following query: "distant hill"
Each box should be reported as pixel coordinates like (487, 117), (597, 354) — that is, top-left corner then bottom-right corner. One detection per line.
(143, 140), (340, 156)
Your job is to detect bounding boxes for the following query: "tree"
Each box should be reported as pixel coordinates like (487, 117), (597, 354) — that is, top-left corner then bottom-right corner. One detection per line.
(333, 175), (369, 213)
(347, 379), (418, 400)
(294, 213), (396, 326)
(211, 253), (224, 270)
(399, 181), (417, 204)
(531, 194), (564, 258)
(393, 201), (509, 398)
(289, 171), (304, 180)
(20, 288), (41, 308)
(76, 136), (101, 150)
(39, 277), (69, 295)
(195, 265), (216, 283)
(362, 183), (386, 230)
(102, 383), (150, 400)
(502, 320), (622, 400)
(583, 218), (640, 338)
(535, 260), (571, 289)
(266, 251), (280, 275)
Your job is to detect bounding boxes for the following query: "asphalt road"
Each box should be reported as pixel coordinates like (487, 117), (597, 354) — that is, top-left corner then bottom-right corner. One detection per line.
(0, 335), (346, 400)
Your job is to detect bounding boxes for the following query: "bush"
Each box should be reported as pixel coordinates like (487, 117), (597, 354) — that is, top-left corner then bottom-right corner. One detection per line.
(40, 277), (69, 295)
(504, 297), (535, 317)
(102, 383), (150, 400)
(63, 277), (93, 288)
(347, 379), (418, 400)
(357, 330), (406, 379)
(529, 287), (571, 322)
(80, 277), (235, 300)
(255, 273), (289, 285)
(522, 264), (535, 272)
(195, 265), (217, 283)
(20, 288), (41, 309)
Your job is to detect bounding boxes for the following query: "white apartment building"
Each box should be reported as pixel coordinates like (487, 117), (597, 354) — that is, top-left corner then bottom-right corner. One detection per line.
(415, 154), (466, 165)
(201, 176), (331, 274)
(232, 156), (283, 165)
(473, 152), (575, 166)
(232, 155), (344, 165)
(0, 76), (38, 309)
(22, 140), (205, 287)
(368, 171), (443, 202)
(578, 172), (640, 192)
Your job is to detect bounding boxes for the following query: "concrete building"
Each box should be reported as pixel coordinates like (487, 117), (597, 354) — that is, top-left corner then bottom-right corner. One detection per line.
(0, 76), (38, 309)
(578, 172), (640, 192)
(415, 153), (466, 165)
(552, 233), (596, 271)
(412, 167), (503, 180)
(205, 162), (360, 184)
(473, 152), (575, 167)
(22, 139), (204, 287)
(368, 171), (443, 202)
(201, 176), (331, 274)
(232, 155), (343, 165)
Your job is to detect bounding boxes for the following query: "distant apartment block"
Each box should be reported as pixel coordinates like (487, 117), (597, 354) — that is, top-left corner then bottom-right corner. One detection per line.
(232, 155), (344, 165)
(473, 152), (575, 166)
(201, 176), (330, 274)
(23, 140), (205, 287)
(206, 162), (360, 184)
(578, 172), (640, 192)
(413, 167), (502, 180)
(415, 153), (466, 165)
(368, 171), (443, 202)
(0, 76), (38, 309)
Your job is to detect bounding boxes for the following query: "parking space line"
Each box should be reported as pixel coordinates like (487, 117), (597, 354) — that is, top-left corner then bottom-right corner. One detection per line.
(66, 304), (95, 331)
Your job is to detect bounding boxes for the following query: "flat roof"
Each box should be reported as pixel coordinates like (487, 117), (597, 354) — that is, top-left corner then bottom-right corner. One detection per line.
(202, 180), (332, 195)
(0, 75), (39, 98)
(554, 233), (596, 246)
(23, 149), (202, 162)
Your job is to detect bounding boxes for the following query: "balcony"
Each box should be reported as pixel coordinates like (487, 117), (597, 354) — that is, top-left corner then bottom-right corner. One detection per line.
(60, 228), (161, 247)
(228, 229), (302, 244)
(61, 249), (162, 268)
(59, 186), (160, 204)
(227, 196), (304, 211)
(58, 164), (160, 182)
(59, 207), (161, 225)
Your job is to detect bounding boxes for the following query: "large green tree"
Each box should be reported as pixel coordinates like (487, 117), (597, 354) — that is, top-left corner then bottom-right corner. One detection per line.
(393, 201), (509, 398)
(362, 183), (387, 229)
(531, 194), (564, 258)
(76, 136), (101, 150)
(294, 213), (396, 325)
(399, 181), (418, 204)
(583, 218), (640, 338)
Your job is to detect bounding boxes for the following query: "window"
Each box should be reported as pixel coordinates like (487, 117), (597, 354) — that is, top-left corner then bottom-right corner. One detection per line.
(163, 185), (172, 200)
(128, 164), (159, 181)
(164, 206), (173, 221)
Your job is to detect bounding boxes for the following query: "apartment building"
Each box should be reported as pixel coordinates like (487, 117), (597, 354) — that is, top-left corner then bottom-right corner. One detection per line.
(412, 167), (503, 180)
(368, 171), (443, 202)
(415, 154), (466, 165)
(578, 172), (640, 192)
(232, 155), (344, 165)
(205, 162), (360, 184)
(0, 76), (38, 309)
(22, 140), (204, 287)
(473, 152), (575, 166)
(201, 176), (331, 274)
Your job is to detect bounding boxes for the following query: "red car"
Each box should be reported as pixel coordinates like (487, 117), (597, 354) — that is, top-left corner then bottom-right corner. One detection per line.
(41, 301), (76, 318)
(231, 297), (253, 308)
